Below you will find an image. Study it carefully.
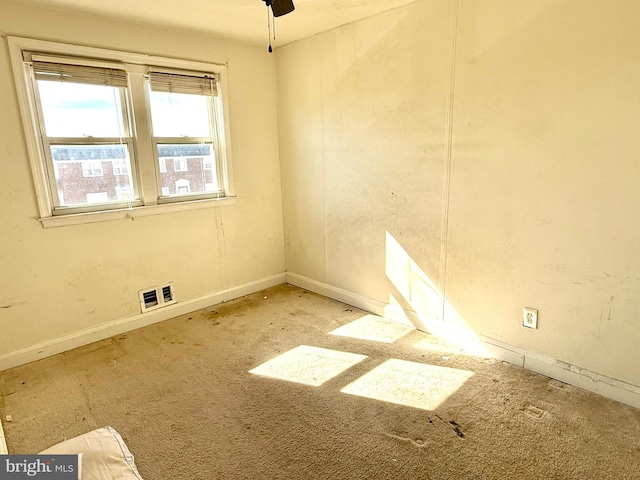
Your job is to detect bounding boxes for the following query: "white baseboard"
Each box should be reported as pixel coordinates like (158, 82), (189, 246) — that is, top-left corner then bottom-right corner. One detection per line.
(482, 336), (640, 409)
(285, 273), (390, 316)
(0, 273), (286, 373)
(285, 273), (640, 410)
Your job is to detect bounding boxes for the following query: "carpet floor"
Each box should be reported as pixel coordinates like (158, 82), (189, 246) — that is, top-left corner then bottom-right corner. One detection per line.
(1, 284), (639, 479)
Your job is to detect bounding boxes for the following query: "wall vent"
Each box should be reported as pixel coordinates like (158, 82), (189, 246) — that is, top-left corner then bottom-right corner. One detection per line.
(139, 283), (176, 313)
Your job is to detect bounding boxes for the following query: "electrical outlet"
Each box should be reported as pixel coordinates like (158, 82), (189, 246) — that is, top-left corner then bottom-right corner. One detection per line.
(523, 307), (538, 329)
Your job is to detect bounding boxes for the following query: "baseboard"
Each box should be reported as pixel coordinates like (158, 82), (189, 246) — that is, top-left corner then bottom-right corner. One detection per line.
(286, 273), (390, 317)
(0, 273), (286, 373)
(482, 337), (640, 410)
(285, 273), (640, 410)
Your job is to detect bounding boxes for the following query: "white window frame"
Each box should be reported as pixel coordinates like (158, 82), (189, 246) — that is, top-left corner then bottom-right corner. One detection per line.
(8, 36), (235, 228)
(148, 76), (222, 203)
(23, 59), (139, 214)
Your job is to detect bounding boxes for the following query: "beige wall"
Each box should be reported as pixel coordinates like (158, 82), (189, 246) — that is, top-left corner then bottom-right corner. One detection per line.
(0, 1), (285, 356)
(277, 0), (640, 386)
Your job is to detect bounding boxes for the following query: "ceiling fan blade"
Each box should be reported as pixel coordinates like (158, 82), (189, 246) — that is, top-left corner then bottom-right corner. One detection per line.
(270, 0), (295, 17)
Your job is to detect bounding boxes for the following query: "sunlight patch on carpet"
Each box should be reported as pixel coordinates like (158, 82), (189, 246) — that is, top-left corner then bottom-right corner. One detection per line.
(329, 314), (415, 344)
(341, 359), (473, 410)
(249, 345), (368, 387)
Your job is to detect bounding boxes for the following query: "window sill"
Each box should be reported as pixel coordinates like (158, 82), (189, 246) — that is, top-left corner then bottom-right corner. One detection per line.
(39, 196), (236, 228)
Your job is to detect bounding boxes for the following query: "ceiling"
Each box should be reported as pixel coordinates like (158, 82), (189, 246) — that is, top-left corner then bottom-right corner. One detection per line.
(14, 0), (421, 48)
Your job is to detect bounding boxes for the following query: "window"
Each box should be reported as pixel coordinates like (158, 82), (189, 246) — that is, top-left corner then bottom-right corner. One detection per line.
(174, 158), (188, 172)
(34, 66), (131, 208)
(113, 159), (128, 175)
(202, 157), (216, 191)
(8, 36), (234, 226)
(148, 72), (222, 198)
(82, 160), (104, 178)
(175, 179), (191, 194)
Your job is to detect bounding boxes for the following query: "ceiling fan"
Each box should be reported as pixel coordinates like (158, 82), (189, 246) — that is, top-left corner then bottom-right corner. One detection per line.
(263, 0), (295, 17)
(262, 0), (295, 52)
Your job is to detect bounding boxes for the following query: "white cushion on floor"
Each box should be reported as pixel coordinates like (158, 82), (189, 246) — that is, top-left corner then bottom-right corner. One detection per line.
(40, 426), (143, 480)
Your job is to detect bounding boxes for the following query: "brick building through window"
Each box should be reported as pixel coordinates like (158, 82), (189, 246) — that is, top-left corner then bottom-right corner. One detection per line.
(52, 144), (217, 205)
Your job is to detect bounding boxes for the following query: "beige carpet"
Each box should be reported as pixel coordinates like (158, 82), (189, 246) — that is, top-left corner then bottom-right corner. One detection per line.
(1, 284), (639, 479)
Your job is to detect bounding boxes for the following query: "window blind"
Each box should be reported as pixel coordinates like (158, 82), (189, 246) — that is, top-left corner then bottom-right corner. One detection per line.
(32, 61), (128, 88)
(148, 71), (218, 97)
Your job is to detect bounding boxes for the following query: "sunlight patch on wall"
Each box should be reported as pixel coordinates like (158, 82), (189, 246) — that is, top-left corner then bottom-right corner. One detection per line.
(341, 359), (474, 411)
(385, 231), (442, 322)
(329, 314), (415, 344)
(385, 231), (490, 356)
(249, 345), (367, 387)
(383, 293), (419, 328)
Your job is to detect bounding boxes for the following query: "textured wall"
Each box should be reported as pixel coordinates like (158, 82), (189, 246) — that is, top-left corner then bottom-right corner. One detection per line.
(277, 0), (640, 385)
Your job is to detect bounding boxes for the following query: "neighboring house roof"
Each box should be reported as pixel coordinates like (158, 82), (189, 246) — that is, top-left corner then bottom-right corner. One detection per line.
(158, 144), (210, 157)
(51, 144), (210, 161)
(52, 145), (127, 161)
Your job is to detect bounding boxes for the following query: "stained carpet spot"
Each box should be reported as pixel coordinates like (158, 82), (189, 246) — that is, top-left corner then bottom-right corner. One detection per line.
(449, 421), (465, 438)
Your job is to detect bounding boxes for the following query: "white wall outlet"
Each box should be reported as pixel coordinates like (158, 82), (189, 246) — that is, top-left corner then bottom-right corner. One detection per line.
(523, 307), (538, 329)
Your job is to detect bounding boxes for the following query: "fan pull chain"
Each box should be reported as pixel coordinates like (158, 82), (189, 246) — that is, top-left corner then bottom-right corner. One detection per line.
(267, 4), (273, 53)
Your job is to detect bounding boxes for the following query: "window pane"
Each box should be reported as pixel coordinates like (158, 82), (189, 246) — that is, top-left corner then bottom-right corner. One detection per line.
(157, 144), (219, 196)
(37, 81), (127, 138)
(149, 90), (212, 137)
(51, 144), (135, 206)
